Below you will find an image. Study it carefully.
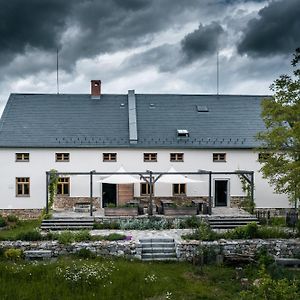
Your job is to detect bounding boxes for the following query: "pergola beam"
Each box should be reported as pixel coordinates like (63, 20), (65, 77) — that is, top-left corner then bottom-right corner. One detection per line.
(45, 169), (255, 216)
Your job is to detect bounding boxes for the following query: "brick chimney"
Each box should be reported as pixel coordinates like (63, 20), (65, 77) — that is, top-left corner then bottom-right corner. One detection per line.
(91, 80), (101, 99)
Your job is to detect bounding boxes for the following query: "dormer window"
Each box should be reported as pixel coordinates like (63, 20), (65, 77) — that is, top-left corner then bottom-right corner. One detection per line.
(177, 129), (189, 137)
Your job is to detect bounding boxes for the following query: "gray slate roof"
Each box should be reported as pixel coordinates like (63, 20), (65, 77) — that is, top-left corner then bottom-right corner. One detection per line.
(0, 93), (268, 148)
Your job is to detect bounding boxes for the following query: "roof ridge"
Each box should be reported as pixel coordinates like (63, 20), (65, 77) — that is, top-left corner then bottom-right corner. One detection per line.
(9, 93), (272, 97)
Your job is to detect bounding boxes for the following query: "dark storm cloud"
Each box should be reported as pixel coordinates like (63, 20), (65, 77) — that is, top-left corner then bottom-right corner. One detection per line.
(0, 0), (73, 62)
(181, 22), (224, 63)
(122, 22), (225, 73)
(0, 0), (229, 72)
(238, 0), (300, 56)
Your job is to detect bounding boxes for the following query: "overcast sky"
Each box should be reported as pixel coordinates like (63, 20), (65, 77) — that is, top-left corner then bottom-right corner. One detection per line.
(0, 0), (299, 114)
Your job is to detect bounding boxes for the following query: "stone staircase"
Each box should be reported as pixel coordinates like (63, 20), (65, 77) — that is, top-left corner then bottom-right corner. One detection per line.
(139, 238), (177, 261)
(208, 216), (259, 230)
(41, 217), (94, 231)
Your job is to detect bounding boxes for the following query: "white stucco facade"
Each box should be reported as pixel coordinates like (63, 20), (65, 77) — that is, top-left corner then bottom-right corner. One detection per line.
(0, 148), (290, 210)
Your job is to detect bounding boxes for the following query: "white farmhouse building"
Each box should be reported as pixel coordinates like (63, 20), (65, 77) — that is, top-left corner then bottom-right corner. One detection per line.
(0, 80), (290, 218)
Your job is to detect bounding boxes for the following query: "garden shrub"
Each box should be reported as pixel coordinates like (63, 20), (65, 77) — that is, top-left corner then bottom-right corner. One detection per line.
(182, 222), (217, 241)
(257, 226), (291, 239)
(16, 230), (43, 241)
(76, 248), (96, 259)
(57, 231), (75, 245)
(240, 267), (300, 300)
(180, 216), (201, 229)
(74, 230), (91, 242)
(255, 246), (275, 268)
(6, 215), (19, 223)
(104, 233), (126, 241)
(0, 215), (7, 228)
(4, 248), (24, 261)
(225, 222), (258, 239)
(268, 217), (286, 227)
(93, 221), (120, 230)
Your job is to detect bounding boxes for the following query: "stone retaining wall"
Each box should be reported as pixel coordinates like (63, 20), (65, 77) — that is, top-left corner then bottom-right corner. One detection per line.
(1, 239), (300, 262)
(54, 197), (101, 210)
(0, 240), (137, 258)
(177, 239), (300, 261)
(0, 209), (42, 219)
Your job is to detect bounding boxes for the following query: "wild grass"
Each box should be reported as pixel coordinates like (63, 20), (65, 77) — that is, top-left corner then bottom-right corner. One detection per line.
(0, 219), (41, 241)
(0, 257), (243, 300)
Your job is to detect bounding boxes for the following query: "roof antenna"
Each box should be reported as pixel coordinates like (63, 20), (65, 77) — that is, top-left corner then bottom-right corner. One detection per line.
(56, 48), (60, 94)
(216, 47), (219, 96)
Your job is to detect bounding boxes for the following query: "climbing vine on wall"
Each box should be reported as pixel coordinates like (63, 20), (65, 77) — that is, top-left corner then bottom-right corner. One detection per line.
(239, 175), (255, 214)
(48, 169), (59, 210)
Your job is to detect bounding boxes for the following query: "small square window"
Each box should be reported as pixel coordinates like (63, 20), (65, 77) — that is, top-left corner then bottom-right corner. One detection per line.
(56, 153), (70, 162)
(16, 177), (30, 197)
(140, 182), (154, 196)
(16, 153), (30, 162)
(144, 153), (157, 162)
(57, 177), (70, 196)
(173, 183), (186, 196)
(213, 153), (226, 162)
(103, 153), (117, 162)
(170, 153), (184, 162)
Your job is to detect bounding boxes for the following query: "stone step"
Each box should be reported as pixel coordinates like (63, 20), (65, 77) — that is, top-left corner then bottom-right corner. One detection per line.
(43, 219), (94, 223)
(142, 257), (177, 261)
(41, 225), (93, 230)
(139, 238), (174, 243)
(140, 243), (175, 248)
(142, 253), (177, 260)
(210, 224), (249, 229)
(41, 222), (94, 226)
(208, 218), (258, 222)
(142, 248), (176, 254)
(209, 221), (258, 226)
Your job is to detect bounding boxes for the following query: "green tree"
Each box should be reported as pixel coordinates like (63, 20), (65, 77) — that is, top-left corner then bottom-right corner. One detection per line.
(257, 48), (300, 207)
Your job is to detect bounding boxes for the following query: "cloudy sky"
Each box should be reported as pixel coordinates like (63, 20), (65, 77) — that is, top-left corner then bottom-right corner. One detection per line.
(0, 0), (299, 114)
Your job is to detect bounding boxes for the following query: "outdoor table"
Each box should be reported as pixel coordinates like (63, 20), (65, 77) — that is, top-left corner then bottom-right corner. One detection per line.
(126, 200), (139, 207)
(192, 199), (207, 214)
(160, 199), (174, 213)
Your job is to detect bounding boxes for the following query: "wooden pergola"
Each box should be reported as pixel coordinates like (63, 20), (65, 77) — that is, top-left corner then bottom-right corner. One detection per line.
(45, 169), (254, 216)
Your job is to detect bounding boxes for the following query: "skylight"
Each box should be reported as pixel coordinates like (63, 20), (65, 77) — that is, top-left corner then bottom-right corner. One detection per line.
(177, 129), (189, 137)
(196, 105), (209, 112)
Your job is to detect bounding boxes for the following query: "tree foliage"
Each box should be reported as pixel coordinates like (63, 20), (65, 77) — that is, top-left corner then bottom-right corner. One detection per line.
(257, 48), (300, 205)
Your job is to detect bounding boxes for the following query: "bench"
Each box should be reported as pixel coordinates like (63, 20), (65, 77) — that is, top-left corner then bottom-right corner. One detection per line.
(104, 207), (138, 216)
(73, 202), (96, 213)
(163, 207), (198, 216)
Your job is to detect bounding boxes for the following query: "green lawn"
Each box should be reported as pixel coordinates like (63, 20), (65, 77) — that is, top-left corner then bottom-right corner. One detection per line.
(0, 219), (40, 240)
(0, 258), (243, 300)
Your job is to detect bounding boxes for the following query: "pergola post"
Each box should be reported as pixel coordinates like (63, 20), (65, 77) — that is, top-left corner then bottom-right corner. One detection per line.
(46, 171), (49, 214)
(208, 171), (212, 215)
(89, 171), (94, 217)
(149, 171), (153, 216)
(250, 171), (254, 211)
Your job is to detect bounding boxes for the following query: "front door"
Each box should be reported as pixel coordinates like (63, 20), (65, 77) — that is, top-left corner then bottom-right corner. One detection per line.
(102, 183), (117, 207)
(214, 180), (228, 207)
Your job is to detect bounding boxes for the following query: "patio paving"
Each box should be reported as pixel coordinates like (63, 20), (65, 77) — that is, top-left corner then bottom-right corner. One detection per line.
(52, 207), (251, 218)
(90, 228), (194, 242)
